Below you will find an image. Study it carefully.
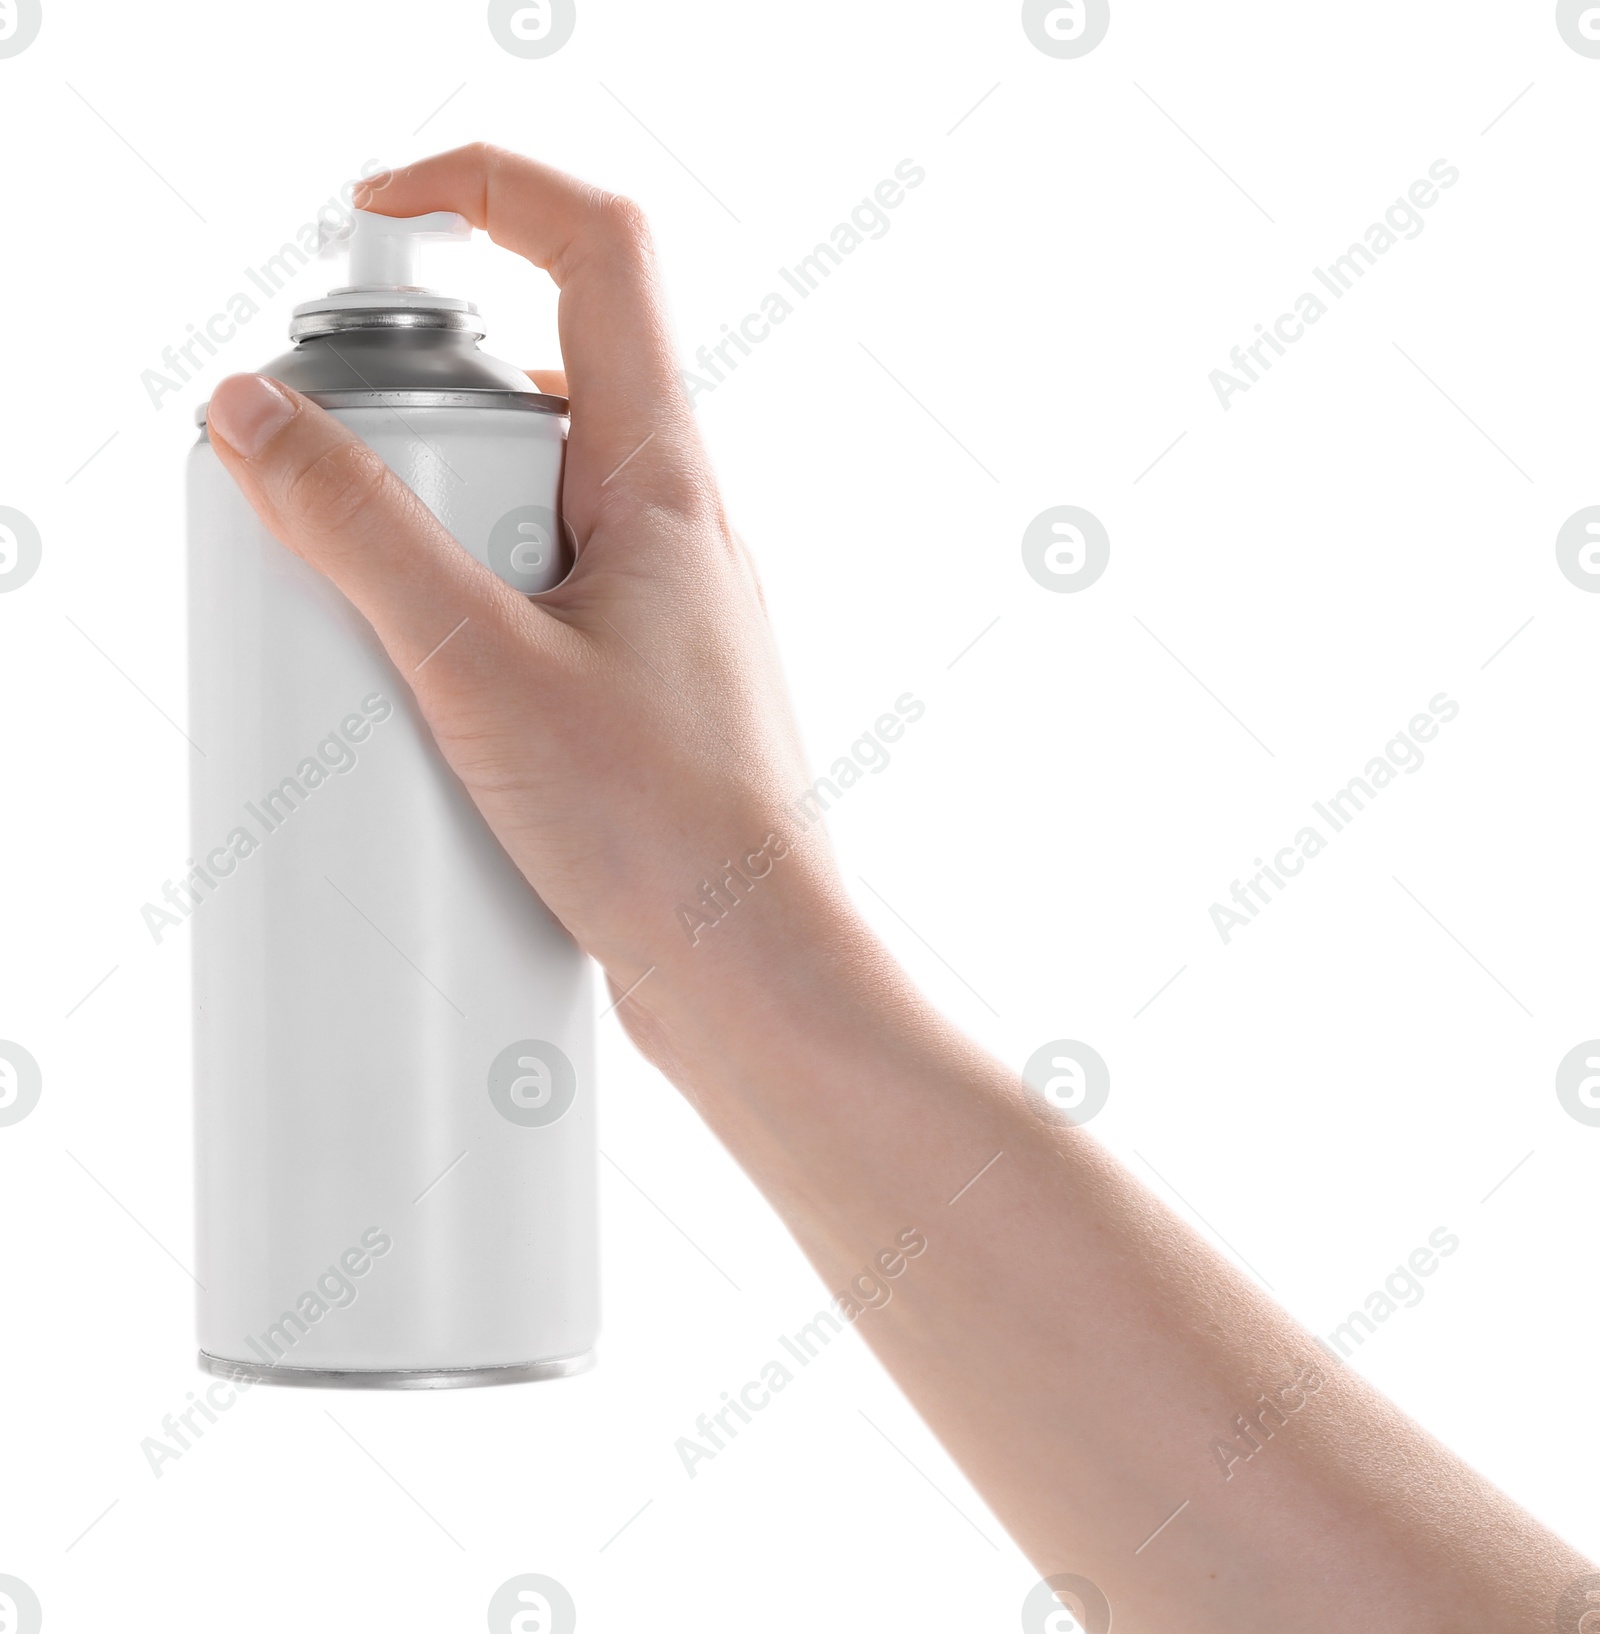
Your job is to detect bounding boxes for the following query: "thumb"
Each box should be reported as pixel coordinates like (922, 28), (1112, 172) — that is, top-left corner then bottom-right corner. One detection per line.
(204, 372), (549, 679)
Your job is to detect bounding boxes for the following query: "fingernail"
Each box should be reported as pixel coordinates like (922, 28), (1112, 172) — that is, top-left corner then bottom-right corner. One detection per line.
(208, 375), (295, 458)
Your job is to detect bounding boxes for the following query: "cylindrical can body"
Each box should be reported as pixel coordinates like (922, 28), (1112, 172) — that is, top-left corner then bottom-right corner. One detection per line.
(188, 396), (597, 1386)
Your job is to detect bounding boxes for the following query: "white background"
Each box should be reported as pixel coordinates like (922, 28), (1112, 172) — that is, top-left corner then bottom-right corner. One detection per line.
(1, 1), (1598, 1628)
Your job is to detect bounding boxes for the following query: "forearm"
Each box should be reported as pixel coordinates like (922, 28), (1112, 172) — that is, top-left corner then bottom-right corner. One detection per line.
(625, 873), (1587, 1633)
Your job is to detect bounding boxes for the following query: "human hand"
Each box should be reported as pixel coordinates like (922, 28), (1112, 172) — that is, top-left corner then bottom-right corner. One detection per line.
(203, 144), (853, 1061)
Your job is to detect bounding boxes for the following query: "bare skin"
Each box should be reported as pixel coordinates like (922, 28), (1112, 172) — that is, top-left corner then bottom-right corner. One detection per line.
(203, 143), (1590, 1632)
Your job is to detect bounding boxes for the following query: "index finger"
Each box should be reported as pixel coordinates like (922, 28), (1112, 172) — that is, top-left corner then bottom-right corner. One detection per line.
(357, 144), (703, 521)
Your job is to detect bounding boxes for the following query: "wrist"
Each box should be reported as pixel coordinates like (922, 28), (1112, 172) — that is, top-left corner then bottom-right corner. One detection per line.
(615, 841), (998, 1193)
(622, 840), (883, 1080)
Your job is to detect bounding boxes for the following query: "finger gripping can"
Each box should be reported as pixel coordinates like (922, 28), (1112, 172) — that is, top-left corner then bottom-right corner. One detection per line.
(188, 211), (597, 1388)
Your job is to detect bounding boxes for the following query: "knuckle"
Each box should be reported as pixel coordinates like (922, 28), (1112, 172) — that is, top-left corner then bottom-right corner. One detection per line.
(285, 440), (392, 536)
(554, 189), (653, 285)
(594, 191), (651, 249)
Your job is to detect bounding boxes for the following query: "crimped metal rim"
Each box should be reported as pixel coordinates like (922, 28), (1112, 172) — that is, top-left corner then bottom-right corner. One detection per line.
(197, 1349), (595, 1390)
(290, 307), (486, 342)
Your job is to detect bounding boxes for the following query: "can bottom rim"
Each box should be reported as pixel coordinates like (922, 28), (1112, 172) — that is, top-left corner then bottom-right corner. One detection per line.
(197, 1349), (596, 1390)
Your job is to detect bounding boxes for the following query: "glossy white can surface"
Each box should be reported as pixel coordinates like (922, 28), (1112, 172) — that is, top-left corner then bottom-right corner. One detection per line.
(188, 401), (597, 1379)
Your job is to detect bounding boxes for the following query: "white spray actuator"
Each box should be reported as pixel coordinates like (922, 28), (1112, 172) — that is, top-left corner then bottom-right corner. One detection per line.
(188, 210), (597, 1388)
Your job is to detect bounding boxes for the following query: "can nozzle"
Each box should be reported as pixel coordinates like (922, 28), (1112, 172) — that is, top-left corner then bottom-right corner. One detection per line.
(323, 209), (473, 291)
(292, 208), (484, 343)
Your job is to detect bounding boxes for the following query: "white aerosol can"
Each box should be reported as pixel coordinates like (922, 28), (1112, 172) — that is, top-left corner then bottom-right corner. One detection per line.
(188, 211), (597, 1388)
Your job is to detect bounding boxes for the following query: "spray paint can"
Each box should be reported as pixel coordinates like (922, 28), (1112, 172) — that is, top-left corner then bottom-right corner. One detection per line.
(188, 211), (597, 1388)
